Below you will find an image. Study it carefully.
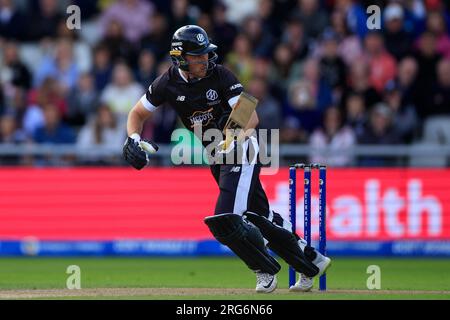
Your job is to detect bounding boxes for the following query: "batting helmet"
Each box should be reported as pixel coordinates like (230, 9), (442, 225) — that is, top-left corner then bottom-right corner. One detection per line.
(169, 25), (218, 72)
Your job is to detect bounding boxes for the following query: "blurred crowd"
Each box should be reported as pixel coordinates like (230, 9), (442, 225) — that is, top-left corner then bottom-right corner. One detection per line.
(1, 0), (450, 166)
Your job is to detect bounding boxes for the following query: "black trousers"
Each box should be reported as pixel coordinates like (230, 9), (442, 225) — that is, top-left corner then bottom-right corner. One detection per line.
(210, 162), (265, 213)
(209, 162), (289, 230)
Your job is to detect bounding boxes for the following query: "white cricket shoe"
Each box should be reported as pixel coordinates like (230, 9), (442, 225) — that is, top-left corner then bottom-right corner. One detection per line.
(289, 250), (331, 292)
(255, 272), (277, 293)
(289, 274), (314, 292)
(313, 251), (332, 277)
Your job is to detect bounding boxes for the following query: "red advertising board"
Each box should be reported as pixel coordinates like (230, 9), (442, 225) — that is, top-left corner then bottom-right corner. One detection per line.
(0, 168), (449, 241)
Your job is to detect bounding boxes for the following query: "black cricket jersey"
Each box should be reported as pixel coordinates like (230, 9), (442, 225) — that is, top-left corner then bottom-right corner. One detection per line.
(142, 64), (244, 145)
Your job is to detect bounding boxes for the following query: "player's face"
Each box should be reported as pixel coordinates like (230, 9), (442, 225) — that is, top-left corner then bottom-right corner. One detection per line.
(186, 54), (208, 78)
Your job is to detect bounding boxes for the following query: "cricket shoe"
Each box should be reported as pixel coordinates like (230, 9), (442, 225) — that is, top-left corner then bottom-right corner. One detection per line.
(312, 250), (332, 277)
(289, 274), (314, 292)
(255, 272), (277, 293)
(289, 251), (331, 292)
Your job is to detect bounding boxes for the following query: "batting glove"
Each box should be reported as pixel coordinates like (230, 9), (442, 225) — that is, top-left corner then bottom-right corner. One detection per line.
(123, 134), (159, 170)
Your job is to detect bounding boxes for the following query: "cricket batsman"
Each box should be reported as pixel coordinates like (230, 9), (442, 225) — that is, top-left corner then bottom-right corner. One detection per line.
(123, 25), (331, 293)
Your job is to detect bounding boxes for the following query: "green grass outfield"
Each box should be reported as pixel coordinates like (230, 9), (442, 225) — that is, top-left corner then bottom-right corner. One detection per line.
(0, 257), (449, 299)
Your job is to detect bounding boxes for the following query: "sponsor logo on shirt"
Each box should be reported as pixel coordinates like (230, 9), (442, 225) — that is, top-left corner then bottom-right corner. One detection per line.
(206, 89), (218, 101)
(229, 83), (243, 91)
(188, 108), (214, 128)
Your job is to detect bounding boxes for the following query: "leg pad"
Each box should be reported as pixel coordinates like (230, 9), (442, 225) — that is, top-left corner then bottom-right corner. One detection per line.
(244, 212), (319, 277)
(204, 213), (281, 274)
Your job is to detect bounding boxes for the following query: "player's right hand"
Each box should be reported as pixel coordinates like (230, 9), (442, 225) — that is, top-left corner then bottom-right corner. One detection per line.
(123, 136), (149, 170)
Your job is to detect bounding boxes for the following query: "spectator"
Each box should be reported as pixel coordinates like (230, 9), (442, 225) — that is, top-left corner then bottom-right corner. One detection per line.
(27, 0), (63, 41)
(397, 56), (420, 108)
(168, 0), (196, 34)
(3, 87), (28, 135)
(258, 0), (280, 37)
(318, 28), (347, 103)
(280, 116), (307, 144)
(0, 114), (27, 164)
(334, 0), (368, 40)
(341, 62), (381, 112)
(76, 104), (126, 165)
(225, 34), (254, 88)
(383, 80), (419, 143)
(242, 15), (274, 58)
(426, 10), (450, 58)
(252, 57), (271, 81)
(309, 106), (356, 167)
(99, 19), (137, 68)
(24, 77), (67, 137)
(1, 41), (32, 90)
(358, 102), (401, 166)
(281, 18), (309, 61)
(329, 8), (363, 66)
(33, 103), (76, 144)
(92, 44), (113, 92)
(286, 58), (333, 133)
(414, 31), (442, 115)
(135, 50), (157, 86)
(100, 62), (144, 120)
(98, 0), (154, 44)
(247, 77), (282, 131)
(402, 0), (427, 36)
(0, 114), (26, 143)
(0, 0), (26, 40)
(383, 3), (413, 61)
(291, 0), (328, 40)
(420, 59), (450, 145)
(66, 73), (100, 129)
(34, 38), (80, 93)
(424, 58), (450, 118)
(22, 102), (45, 139)
(343, 92), (367, 139)
(268, 43), (302, 94)
(414, 31), (442, 89)
(251, 55), (283, 107)
(140, 12), (172, 62)
(212, 1), (237, 63)
(28, 77), (68, 118)
(359, 103), (401, 145)
(364, 31), (397, 93)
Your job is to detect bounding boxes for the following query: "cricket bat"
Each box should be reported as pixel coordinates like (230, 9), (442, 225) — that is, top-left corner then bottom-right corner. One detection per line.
(222, 92), (258, 150)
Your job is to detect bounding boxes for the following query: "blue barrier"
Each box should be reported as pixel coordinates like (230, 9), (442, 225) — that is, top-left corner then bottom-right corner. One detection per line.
(1, 239), (450, 257)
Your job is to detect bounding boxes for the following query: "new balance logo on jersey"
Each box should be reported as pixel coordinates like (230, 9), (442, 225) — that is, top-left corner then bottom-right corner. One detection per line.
(230, 166), (241, 173)
(176, 96), (185, 101)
